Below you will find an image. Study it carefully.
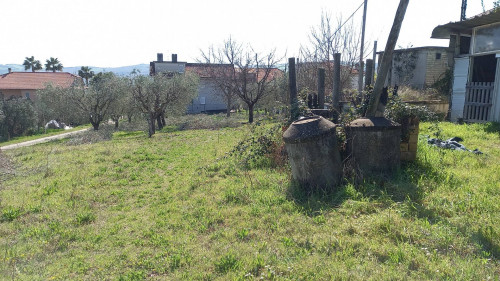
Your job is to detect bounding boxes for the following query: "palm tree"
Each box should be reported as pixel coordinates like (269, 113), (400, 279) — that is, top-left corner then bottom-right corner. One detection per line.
(78, 66), (95, 86)
(45, 57), (63, 72)
(22, 56), (42, 72)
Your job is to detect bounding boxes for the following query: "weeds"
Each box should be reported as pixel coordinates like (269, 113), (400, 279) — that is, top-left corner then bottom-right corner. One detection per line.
(215, 253), (241, 274)
(0, 120), (499, 279)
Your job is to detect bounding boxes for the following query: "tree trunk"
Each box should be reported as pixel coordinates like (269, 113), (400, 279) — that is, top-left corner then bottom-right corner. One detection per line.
(156, 115), (163, 130)
(114, 119), (119, 128)
(148, 113), (155, 137)
(161, 112), (166, 127)
(91, 121), (99, 131)
(248, 104), (254, 123)
(226, 95), (231, 117)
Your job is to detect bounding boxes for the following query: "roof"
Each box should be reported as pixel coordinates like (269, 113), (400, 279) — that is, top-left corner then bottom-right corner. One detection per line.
(297, 61), (359, 74)
(184, 63), (283, 81)
(248, 67), (283, 82)
(431, 8), (500, 39)
(0, 72), (80, 90)
(185, 63), (233, 78)
(376, 46), (448, 55)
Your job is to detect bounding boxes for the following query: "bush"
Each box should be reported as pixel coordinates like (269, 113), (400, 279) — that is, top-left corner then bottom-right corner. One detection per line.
(226, 122), (287, 169)
(385, 95), (438, 123)
(0, 96), (37, 141)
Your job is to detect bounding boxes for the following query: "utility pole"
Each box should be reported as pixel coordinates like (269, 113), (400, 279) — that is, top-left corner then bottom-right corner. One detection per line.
(372, 40), (377, 84)
(461, 0), (467, 21)
(366, 0), (410, 117)
(358, 0), (368, 93)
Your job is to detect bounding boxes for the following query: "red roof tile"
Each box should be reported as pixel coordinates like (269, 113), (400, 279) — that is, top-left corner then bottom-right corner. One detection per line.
(0, 72), (80, 90)
(185, 63), (234, 78)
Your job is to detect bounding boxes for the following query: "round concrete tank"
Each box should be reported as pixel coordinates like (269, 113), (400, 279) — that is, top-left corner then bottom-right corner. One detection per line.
(346, 117), (401, 175)
(283, 116), (342, 189)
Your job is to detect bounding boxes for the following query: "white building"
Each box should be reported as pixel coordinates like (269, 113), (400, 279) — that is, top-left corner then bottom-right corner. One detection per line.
(432, 8), (500, 122)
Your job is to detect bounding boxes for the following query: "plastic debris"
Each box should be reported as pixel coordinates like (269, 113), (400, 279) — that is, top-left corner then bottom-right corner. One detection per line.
(427, 137), (483, 154)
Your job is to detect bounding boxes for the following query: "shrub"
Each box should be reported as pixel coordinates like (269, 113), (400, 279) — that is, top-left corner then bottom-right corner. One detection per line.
(385, 95), (438, 123)
(1, 207), (21, 222)
(227, 122), (286, 169)
(215, 253), (241, 273)
(0, 96), (37, 141)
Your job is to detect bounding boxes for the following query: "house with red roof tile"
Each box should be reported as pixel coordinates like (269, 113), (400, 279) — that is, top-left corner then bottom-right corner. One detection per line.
(151, 54), (233, 114)
(0, 71), (80, 100)
(150, 53), (284, 114)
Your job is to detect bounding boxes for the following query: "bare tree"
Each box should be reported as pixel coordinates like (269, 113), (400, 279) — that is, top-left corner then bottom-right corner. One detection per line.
(299, 11), (370, 98)
(200, 37), (282, 123)
(131, 73), (199, 137)
(197, 50), (236, 117)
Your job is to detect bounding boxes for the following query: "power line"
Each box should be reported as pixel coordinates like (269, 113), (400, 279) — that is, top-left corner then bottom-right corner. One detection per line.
(332, 1), (365, 37)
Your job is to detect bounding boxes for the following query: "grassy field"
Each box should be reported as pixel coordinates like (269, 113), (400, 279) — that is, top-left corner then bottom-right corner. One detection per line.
(0, 118), (499, 280)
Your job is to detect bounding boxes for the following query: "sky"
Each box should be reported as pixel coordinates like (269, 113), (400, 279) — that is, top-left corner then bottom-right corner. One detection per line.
(0, 0), (492, 68)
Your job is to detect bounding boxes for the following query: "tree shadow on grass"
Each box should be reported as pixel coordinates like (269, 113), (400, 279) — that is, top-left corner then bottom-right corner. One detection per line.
(285, 158), (444, 221)
(482, 122), (500, 135)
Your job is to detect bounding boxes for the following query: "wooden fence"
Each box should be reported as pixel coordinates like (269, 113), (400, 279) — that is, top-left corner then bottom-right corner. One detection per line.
(464, 82), (494, 122)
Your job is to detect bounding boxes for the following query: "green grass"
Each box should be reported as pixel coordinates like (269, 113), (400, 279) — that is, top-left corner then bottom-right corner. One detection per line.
(0, 119), (499, 280)
(0, 124), (91, 147)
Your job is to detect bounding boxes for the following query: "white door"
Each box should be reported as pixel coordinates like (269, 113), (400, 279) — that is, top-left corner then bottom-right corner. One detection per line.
(451, 57), (470, 121)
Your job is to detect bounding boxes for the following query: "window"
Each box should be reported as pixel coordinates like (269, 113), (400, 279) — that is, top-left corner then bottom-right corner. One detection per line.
(460, 36), (471, 55)
(435, 53), (442, 60)
(473, 23), (500, 54)
(25, 92), (30, 99)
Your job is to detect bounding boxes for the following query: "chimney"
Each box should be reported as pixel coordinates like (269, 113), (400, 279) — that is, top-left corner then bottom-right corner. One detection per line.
(8, 68), (12, 73)
(172, 54), (178, 63)
(157, 53), (163, 62)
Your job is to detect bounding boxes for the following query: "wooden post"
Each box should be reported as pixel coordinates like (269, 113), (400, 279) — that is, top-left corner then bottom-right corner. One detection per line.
(317, 68), (325, 109)
(366, 0), (410, 117)
(365, 59), (374, 88)
(358, 0), (368, 93)
(372, 40), (377, 84)
(332, 53), (341, 122)
(289, 57), (299, 121)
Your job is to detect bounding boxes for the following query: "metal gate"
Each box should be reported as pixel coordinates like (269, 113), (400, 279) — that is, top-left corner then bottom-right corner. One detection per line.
(463, 82), (494, 122)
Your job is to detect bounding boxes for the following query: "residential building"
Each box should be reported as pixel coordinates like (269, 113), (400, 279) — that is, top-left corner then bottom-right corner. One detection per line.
(150, 53), (283, 114)
(150, 54), (229, 114)
(377, 46), (451, 90)
(0, 70), (79, 100)
(432, 8), (500, 122)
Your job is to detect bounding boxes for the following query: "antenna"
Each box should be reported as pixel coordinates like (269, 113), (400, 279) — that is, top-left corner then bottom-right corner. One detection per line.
(461, 0), (467, 21)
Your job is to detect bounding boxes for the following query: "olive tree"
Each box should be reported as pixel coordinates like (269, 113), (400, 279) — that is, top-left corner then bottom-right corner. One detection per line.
(36, 83), (86, 128)
(108, 77), (135, 128)
(69, 72), (123, 130)
(0, 96), (36, 140)
(131, 73), (199, 137)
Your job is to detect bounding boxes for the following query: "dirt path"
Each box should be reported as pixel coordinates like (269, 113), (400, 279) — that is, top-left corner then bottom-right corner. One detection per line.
(0, 129), (89, 151)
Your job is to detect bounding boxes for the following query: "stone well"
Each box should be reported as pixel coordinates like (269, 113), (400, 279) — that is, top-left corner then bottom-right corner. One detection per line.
(283, 116), (342, 189)
(346, 117), (401, 175)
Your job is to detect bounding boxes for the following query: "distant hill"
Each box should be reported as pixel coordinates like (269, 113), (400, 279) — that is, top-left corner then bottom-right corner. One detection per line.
(0, 64), (150, 76)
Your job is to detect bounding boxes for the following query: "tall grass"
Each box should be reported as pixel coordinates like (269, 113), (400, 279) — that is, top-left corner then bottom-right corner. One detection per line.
(0, 119), (499, 280)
